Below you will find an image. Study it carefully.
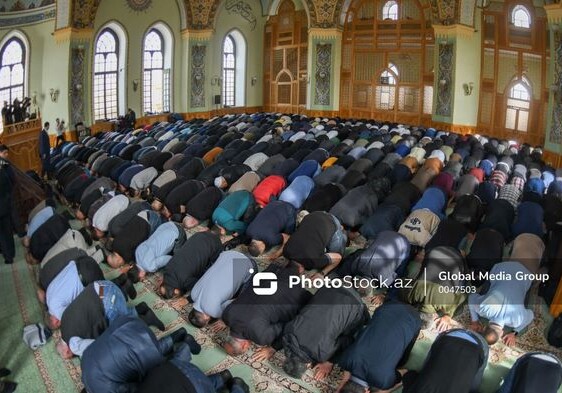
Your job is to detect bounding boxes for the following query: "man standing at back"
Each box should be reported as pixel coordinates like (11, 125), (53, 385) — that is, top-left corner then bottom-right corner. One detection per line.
(39, 121), (50, 179)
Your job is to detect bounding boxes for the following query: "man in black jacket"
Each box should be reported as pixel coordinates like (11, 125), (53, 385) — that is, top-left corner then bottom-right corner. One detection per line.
(221, 263), (312, 359)
(159, 231), (223, 299)
(0, 145), (15, 264)
(281, 286), (369, 380)
(402, 328), (489, 393)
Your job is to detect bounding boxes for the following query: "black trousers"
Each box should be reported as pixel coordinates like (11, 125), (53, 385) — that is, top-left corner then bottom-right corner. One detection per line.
(41, 156), (50, 178)
(0, 214), (15, 263)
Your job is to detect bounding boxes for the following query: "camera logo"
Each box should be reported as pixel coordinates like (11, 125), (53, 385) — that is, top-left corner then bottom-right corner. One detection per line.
(251, 270), (278, 295)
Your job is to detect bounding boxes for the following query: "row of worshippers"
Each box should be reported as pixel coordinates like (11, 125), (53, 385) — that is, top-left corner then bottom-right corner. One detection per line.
(24, 112), (562, 392)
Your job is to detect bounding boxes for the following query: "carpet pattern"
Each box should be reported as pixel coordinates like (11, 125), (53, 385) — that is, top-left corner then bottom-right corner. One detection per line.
(2, 224), (562, 393)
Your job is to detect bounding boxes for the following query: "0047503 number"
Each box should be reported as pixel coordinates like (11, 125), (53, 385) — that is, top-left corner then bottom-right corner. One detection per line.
(437, 285), (477, 294)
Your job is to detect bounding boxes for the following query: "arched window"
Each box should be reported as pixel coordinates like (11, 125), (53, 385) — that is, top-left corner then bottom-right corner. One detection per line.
(143, 29), (165, 114)
(505, 80), (530, 132)
(382, 0), (398, 20)
(93, 29), (119, 120)
(0, 37), (25, 112)
(222, 35), (236, 107)
(512, 5), (531, 28)
(377, 63), (398, 109)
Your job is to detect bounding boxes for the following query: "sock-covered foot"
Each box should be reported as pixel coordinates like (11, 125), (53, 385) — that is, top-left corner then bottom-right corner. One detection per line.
(170, 328), (187, 343)
(0, 381), (17, 393)
(112, 273), (127, 286)
(122, 279), (137, 300)
(230, 377), (250, 393)
(135, 301), (150, 315)
(218, 370), (232, 385)
(127, 265), (141, 283)
(185, 333), (201, 355)
(79, 227), (93, 246)
(139, 307), (165, 331)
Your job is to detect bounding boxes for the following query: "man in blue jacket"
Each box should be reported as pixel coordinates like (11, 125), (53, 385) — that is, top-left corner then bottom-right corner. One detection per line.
(337, 300), (421, 392)
(81, 316), (199, 393)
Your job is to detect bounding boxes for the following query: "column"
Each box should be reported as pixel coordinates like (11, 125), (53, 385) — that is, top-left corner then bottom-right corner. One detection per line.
(432, 24), (481, 131)
(182, 29), (214, 115)
(307, 28), (342, 114)
(545, 4), (562, 163)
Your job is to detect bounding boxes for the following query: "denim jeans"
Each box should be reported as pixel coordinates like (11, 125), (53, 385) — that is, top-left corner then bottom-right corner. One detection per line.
(99, 281), (137, 323)
(328, 215), (347, 255)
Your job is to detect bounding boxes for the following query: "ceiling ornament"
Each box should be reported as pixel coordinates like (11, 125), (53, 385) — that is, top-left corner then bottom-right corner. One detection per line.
(125, 0), (152, 12)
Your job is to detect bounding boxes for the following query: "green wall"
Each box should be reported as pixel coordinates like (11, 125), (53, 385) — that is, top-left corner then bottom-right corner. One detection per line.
(211, 0), (266, 109)
(0, 20), (70, 133)
(452, 27), (482, 126)
(93, 0), (182, 120)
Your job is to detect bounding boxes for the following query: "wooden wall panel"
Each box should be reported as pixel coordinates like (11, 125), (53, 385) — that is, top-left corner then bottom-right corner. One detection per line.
(263, 0), (308, 113)
(477, 0), (549, 147)
(341, 0), (433, 124)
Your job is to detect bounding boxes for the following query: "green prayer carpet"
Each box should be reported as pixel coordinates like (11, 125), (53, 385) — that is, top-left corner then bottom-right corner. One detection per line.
(1, 227), (562, 393)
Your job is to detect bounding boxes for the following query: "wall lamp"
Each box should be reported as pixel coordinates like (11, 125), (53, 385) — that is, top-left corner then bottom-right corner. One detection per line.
(463, 82), (474, 96)
(132, 80), (140, 92)
(49, 88), (60, 103)
(251, 76), (258, 86)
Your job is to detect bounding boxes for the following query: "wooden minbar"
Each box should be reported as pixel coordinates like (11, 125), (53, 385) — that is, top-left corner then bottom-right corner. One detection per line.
(0, 117), (42, 173)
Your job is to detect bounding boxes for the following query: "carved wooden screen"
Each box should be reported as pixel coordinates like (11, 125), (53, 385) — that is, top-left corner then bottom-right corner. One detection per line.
(340, 0), (433, 124)
(263, 0), (308, 113)
(477, 1), (549, 145)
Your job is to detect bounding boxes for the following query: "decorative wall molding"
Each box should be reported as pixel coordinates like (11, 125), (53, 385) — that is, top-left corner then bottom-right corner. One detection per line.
(545, 3), (562, 24)
(314, 43), (331, 106)
(181, 29), (214, 41)
(433, 24), (475, 39)
(190, 45), (206, 108)
(308, 27), (342, 39)
(53, 27), (94, 43)
(224, 0), (257, 30)
(436, 42), (454, 117)
(0, 4), (55, 27)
